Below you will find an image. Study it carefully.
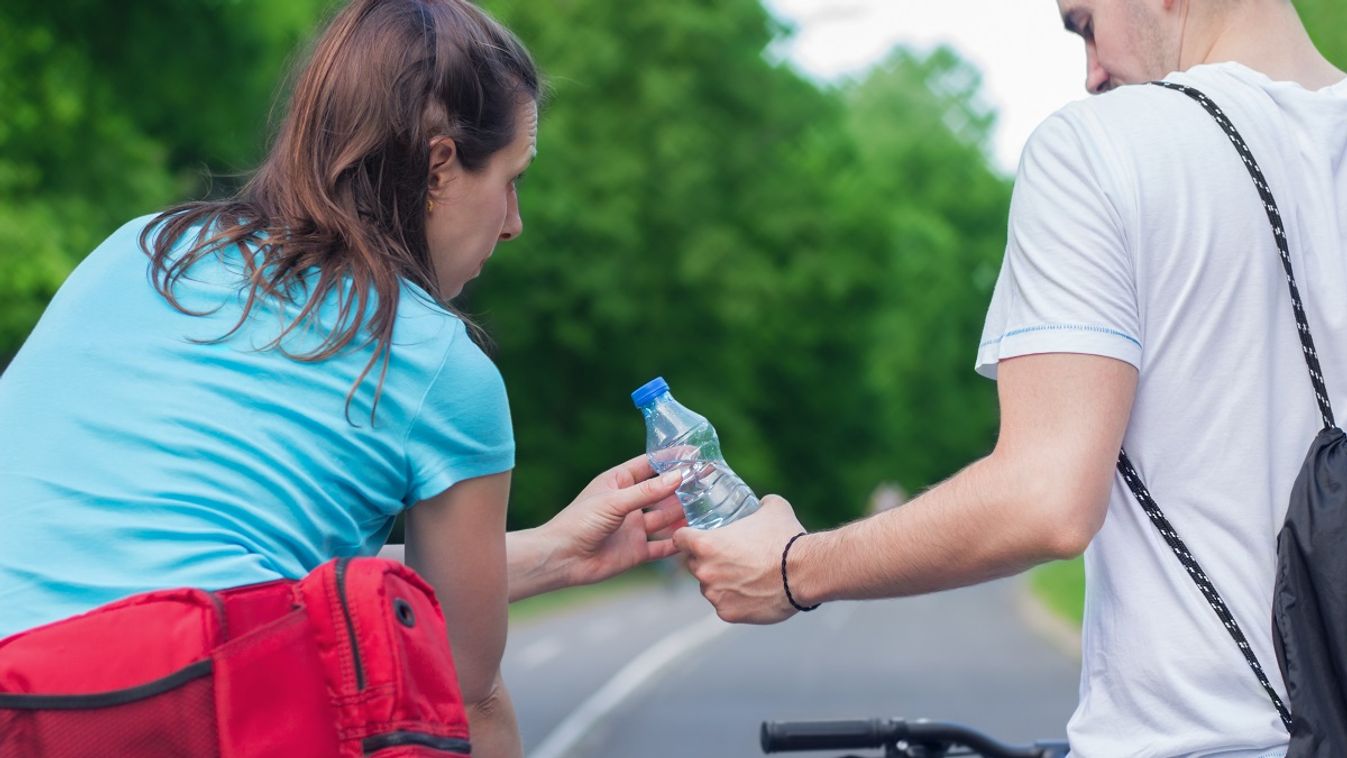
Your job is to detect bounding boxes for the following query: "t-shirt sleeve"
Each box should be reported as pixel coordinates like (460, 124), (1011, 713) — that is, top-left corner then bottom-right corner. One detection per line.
(975, 106), (1141, 380)
(403, 325), (515, 504)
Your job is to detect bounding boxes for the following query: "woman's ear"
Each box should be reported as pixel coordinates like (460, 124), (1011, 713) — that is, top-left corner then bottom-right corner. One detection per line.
(427, 136), (459, 200)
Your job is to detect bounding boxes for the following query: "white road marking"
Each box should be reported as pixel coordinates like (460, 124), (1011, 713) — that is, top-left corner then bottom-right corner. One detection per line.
(529, 612), (731, 758)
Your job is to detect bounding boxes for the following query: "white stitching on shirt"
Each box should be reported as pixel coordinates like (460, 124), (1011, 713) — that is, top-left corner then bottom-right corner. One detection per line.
(980, 323), (1141, 349)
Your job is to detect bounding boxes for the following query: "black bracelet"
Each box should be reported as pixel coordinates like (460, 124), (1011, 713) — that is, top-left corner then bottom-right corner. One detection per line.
(781, 531), (820, 612)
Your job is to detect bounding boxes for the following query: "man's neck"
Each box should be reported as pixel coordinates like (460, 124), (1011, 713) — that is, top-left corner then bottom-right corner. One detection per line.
(1186, 1), (1344, 90)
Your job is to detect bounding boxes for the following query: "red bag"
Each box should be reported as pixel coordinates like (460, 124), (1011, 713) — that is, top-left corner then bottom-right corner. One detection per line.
(0, 557), (471, 757)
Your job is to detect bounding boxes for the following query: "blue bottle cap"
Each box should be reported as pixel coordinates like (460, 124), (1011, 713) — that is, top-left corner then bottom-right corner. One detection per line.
(631, 377), (670, 408)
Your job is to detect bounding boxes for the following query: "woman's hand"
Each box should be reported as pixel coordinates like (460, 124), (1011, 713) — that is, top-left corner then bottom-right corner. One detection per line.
(508, 455), (687, 601)
(547, 455), (687, 587)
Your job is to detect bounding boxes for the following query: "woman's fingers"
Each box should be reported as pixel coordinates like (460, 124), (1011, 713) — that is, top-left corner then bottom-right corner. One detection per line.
(643, 495), (686, 537)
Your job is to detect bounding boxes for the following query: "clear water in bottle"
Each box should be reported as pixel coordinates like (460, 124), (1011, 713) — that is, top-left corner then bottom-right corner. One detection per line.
(631, 377), (760, 530)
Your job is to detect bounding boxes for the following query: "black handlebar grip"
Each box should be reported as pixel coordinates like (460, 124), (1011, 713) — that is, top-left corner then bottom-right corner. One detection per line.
(760, 719), (897, 753)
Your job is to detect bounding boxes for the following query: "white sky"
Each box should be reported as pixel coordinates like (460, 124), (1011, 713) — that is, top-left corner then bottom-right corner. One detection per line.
(762, 0), (1089, 173)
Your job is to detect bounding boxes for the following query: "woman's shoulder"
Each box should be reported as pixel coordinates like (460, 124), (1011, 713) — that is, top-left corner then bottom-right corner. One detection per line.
(79, 214), (164, 264)
(49, 214), (169, 300)
(117, 213), (164, 238)
(388, 280), (499, 386)
(112, 211), (207, 254)
(393, 279), (476, 347)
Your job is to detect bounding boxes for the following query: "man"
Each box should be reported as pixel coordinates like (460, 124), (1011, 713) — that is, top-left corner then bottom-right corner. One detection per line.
(674, 1), (1346, 755)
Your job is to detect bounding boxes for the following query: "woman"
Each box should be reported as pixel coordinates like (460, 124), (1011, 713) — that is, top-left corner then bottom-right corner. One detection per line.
(0, 1), (681, 755)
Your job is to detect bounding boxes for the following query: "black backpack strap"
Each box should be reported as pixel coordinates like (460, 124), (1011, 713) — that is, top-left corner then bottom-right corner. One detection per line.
(1110, 80), (1339, 733)
(1152, 81), (1334, 429)
(1116, 450), (1293, 730)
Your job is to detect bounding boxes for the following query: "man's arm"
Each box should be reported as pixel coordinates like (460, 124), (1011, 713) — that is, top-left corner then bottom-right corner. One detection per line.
(676, 353), (1136, 624)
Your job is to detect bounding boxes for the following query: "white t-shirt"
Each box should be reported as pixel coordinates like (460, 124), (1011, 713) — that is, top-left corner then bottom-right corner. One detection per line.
(977, 62), (1347, 758)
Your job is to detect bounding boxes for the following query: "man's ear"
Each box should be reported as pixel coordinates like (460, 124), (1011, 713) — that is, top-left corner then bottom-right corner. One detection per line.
(427, 136), (459, 200)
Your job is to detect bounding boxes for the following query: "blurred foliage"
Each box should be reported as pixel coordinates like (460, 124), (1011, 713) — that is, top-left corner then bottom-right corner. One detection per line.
(1032, 557), (1086, 626)
(0, 0), (328, 361)
(1298, 0), (1345, 67)
(7, 1), (1336, 530)
(470, 0), (1007, 528)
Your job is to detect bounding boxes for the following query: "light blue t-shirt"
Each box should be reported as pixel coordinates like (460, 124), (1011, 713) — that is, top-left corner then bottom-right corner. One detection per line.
(0, 215), (514, 637)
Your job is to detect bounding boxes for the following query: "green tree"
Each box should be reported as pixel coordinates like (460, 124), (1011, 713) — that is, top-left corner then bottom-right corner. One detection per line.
(0, 0), (329, 361)
(474, 0), (852, 526)
(475, 0), (1010, 529)
(2, 0), (1015, 535)
(837, 47), (1011, 496)
(1299, 0), (1346, 66)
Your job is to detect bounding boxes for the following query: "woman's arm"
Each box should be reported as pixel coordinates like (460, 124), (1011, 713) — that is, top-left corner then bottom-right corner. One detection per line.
(506, 457), (684, 602)
(405, 471), (520, 758)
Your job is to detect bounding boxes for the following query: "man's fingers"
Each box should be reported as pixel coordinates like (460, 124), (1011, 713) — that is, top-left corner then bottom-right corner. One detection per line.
(672, 525), (702, 556)
(752, 494), (801, 527)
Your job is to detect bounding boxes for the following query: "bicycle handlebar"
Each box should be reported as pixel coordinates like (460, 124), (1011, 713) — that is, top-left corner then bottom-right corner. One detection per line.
(761, 718), (1065, 757)
(761, 719), (895, 752)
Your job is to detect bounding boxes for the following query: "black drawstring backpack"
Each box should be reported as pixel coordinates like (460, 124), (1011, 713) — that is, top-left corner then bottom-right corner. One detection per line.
(1117, 81), (1347, 755)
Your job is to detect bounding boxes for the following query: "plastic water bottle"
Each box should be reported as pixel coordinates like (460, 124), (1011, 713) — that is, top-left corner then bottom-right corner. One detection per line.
(631, 377), (760, 530)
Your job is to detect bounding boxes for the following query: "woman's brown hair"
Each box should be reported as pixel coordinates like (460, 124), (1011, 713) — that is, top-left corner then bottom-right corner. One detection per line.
(140, 0), (538, 421)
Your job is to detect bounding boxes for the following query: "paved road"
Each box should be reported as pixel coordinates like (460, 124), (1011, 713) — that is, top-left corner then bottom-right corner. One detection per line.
(503, 571), (1080, 758)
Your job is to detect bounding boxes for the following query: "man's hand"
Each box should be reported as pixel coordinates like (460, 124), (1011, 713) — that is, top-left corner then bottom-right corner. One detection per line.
(672, 353), (1136, 617)
(673, 495), (805, 624)
(537, 455), (687, 589)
